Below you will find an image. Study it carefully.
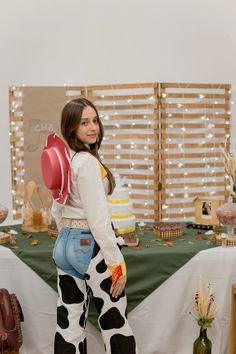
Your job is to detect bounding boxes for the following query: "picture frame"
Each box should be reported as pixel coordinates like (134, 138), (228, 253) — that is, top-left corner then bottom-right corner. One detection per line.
(194, 197), (220, 226)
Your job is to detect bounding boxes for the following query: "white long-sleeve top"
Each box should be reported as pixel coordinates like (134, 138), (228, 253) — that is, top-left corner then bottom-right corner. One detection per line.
(51, 151), (125, 267)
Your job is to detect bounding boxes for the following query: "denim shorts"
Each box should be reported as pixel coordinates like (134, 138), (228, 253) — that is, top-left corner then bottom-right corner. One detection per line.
(53, 227), (95, 279)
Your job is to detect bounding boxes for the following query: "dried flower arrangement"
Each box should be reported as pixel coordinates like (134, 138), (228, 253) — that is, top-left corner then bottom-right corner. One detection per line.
(190, 275), (221, 329)
(220, 137), (236, 197)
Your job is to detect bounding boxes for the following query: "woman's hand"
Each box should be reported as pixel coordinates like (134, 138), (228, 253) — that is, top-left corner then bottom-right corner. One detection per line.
(110, 275), (127, 298)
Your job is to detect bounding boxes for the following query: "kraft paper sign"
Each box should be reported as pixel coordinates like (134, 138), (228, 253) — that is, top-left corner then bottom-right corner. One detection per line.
(23, 87), (66, 185)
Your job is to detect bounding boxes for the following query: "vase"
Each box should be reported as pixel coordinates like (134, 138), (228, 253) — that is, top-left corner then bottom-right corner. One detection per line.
(193, 328), (212, 354)
(216, 202), (236, 238)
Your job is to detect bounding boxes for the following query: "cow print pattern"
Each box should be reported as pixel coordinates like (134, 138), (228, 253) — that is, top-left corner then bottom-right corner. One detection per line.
(55, 244), (138, 353)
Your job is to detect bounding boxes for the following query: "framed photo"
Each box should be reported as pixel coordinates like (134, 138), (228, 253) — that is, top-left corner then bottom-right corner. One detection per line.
(194, 198), (220, 225)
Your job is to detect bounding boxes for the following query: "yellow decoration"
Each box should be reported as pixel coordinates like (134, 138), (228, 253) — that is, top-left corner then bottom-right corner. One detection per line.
(111, 213), (132, 219)
(116, 227), (136, 235)
(31, 239), (40, 246)
(98, 162), (107, 179)
(108, 199), (129, 204)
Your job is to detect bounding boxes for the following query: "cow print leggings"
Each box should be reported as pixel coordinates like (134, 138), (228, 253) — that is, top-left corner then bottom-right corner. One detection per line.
(54, 242), (138, 354)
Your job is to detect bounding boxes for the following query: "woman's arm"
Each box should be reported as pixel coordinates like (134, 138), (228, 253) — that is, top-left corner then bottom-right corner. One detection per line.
(77, 154), (127, 277)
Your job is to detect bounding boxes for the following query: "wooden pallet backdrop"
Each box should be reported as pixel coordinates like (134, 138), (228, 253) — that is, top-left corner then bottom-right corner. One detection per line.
(160, 83), (231, 221)
(9, 83), (231, 221)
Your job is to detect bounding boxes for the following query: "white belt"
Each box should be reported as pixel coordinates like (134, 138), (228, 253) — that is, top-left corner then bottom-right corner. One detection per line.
(60, 218), (90, 229)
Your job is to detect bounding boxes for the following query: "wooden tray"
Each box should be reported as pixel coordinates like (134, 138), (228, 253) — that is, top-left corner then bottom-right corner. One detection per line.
(22, 225), (48, 233)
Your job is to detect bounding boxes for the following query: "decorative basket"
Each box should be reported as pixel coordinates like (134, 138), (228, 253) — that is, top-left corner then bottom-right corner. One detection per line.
(153, 222), (184, 239)
(117, 232), (139, 247)
(0, 232), (10, 244)
(216, 234), (236, 247)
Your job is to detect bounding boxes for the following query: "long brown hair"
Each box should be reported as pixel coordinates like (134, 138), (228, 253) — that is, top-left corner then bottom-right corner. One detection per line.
(61, 97), (115, 194)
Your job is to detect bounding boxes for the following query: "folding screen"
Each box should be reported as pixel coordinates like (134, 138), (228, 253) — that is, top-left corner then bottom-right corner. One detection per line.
(159, 83), (230, 221)
(8, 83), (231, 221)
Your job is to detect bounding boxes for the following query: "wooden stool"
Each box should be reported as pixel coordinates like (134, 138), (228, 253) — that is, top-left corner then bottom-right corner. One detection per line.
(229, 283), (236, 354)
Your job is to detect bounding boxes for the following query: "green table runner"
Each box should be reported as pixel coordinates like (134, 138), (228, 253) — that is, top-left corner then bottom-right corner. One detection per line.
(2, 224), (218, 326)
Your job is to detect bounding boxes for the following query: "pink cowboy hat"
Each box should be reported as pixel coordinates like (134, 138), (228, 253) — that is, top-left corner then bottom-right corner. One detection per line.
(41, 132), (71, 204)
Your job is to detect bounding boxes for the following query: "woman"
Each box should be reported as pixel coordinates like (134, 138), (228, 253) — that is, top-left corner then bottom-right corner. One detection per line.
(52, 98), (138, 354)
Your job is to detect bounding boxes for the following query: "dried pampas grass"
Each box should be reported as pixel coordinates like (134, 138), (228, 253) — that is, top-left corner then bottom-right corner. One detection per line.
(220, 137), (236, 191)
(191, 275), (221, 329)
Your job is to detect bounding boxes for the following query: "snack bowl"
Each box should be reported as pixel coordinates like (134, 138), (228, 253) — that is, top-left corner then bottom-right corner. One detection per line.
(0, 204), (8, 224)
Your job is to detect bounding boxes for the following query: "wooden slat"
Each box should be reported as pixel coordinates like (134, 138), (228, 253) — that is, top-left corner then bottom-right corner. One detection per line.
(162, 162), (224, 168)
(161, 123), (227, 129)
(162, 191), (227, 198)
(160, 142), (224, 149)
(161, 103), (227, 110)
(162, 171), (225, 179)
(101, 114), (153, 120)
(161, 83), (230, 89)
(102, 153), (156, 160)
(161, 133), (226, 139)
(105, 123), (153, 130)
(131, 194), (157, 200)
(163, 181), (225, 188)
(87, 83), (156, 90)
(162, 211), (194, 218)
(161, 113), (230, 119)
(162, 93), (229, 99)
(97, 103), (154, 111)
(102, 143), (154, 149)
(127, 183), (154, 190)
(92, 94), (152, 101)
(133, 203), (154, 209)
(106, 163), (154, 169)
(165, 202), (196, 209)
(135, 213), (156, 219)
(119, 174), (154, 180)
(162, 152), (221, 159)
(105, 134), (154, 139)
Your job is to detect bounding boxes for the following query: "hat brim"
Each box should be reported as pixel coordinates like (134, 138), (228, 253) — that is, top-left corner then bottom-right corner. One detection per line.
(42, 133), (71, 204)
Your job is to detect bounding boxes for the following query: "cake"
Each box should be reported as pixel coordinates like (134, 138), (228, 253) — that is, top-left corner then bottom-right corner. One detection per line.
(153, 222), (184, 239)
(107, 175), (136, 234)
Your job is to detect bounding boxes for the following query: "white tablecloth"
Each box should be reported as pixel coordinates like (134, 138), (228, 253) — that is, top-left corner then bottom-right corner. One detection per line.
(0, 245), (235, 354)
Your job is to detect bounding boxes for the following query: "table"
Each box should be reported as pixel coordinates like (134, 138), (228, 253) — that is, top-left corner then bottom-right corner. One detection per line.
(0, 225), (234, 353)
(1, 224), (216, 316)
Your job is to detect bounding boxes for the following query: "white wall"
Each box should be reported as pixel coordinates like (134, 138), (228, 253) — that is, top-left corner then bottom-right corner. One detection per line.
(1, 0), (236, 224)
